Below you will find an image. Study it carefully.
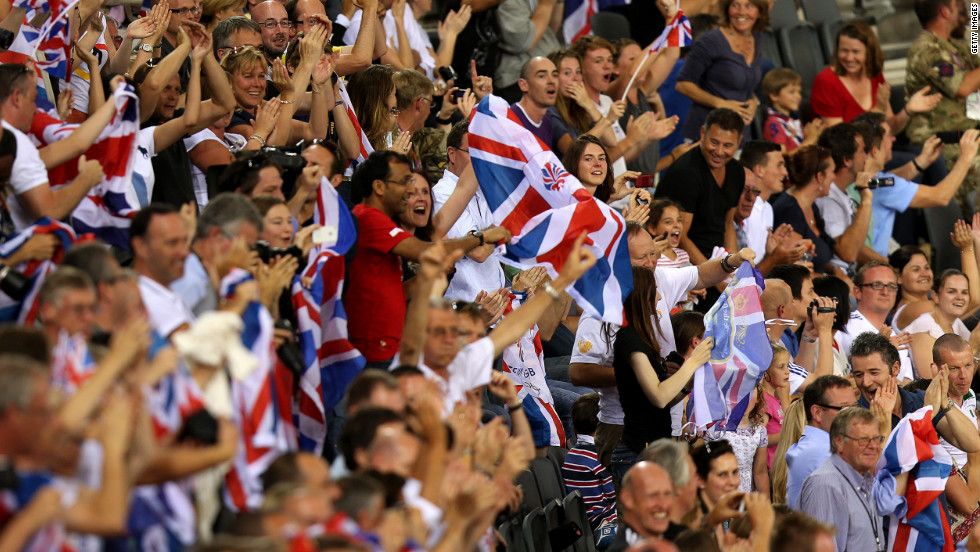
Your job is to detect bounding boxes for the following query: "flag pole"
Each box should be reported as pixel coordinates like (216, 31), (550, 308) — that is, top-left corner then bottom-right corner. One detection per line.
(619, 47), (653, 102)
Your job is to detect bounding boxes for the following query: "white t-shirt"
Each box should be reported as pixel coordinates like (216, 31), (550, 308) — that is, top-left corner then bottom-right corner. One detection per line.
(595, 95), (628, 177)
(382, 5), (437, 80)
(138, 275), (196, 338)
(905, 312), (970, 341)
(655, 265), (700, 434)
(389, 336), (495, 416)
(571, 315), (622, 425)
(3, 120), (49, 231)
(431, 170), (506, 302)
(942, 391), (978, 468)
(64, 20), (109, 115)
(184, 129), (246, 209)
(839, 309), (914, 381)
(741, 196), (772, 262)
(814, 184), (854, 272)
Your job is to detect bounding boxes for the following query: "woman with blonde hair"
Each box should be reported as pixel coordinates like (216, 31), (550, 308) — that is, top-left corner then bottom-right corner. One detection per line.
(770, 398), (806, 504)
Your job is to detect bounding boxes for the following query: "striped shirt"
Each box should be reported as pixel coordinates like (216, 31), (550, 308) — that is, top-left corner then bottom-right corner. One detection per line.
(561, 436), (618, 530)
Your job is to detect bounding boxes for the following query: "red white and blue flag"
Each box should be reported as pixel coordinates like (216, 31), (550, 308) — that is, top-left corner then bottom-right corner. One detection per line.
(562, 0), (630, 45)
(50, 331), (97, 396)
(0, 217), (85, 324)
(877, 406), (954, 552)
(336, 77), (373, 169)
(11, 0), (79, 80)
(687, 262), (771, 431)
(467, 94), (632, 324)
(29, 84), (142, 249)
(649, 9), (692, 52)
(220, 269), (298, 511)
(291, 178), (364, 455)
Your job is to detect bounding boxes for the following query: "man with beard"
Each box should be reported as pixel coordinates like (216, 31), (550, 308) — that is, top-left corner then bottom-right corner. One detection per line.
(251, 1), (292, 62)
(906, 0), (980, 212)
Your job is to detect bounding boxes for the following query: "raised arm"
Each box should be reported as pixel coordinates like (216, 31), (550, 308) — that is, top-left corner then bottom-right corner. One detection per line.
(38, 77), (124, 168)
(138, 24), (190, 122)
(631, 336), (713, 408)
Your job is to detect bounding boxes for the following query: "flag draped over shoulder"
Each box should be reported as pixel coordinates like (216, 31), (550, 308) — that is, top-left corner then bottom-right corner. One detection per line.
(219, 269), (297, 512)
(467, 95), (632, 324)
(291, 178), (364, 455)
(876, 406), (954, 552)
(687, 263), (771, 431)
(0, 217), (85, 324)
(649, 10), (692, 52)
(29, 83), (142, 248)
(336, 78), (373, 168)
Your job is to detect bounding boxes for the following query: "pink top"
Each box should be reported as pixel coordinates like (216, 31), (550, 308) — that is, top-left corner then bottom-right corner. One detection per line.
(809, 67), (887, 123)
(763, 391), (784, 469)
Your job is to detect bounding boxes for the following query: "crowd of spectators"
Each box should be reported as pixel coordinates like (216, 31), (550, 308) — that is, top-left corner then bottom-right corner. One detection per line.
(5, 0), (980, 550)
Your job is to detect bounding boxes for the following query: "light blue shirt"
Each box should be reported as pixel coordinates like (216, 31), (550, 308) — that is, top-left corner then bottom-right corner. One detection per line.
(869, 171), (918, 256)
(170, 253), (217, 317)
(786, 424), (831, 509)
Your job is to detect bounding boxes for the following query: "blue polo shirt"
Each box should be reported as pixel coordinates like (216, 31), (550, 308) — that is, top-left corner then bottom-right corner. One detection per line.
(868, 172), (918, 256)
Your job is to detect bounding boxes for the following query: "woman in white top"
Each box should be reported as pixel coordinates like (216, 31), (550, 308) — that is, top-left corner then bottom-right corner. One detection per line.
(889, 245), (934, 330)
(908, 269), (980, 377)
(185, 110), (252, 209)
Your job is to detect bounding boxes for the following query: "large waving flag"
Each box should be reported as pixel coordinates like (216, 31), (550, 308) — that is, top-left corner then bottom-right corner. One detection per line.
(0, 217), (85, 324)
(291, 177), (364, 455)
(468, 94), (632, 324)
(336, 78), (374, 169)
(220, 269), (297, 511)
(29, 84), (142, 249)
(687, 263), (771, 431)
(650, 10), (692, 52)
(876, 406), (954, 552)
(12, 0), (79, 80)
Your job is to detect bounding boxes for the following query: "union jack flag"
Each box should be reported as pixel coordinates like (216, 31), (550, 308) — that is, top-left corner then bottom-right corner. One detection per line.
(336, 77), (373, 170)
(49, 330), (97, 396)
(12, 0), (79, 81)
(876, 406), (954, 552)
(687, 262), (772, 431)
(562, 0), (629, 45)
(220, 269), (298, 511)
(291, 177), (364, 454)
(649, 10), (692, 52)
(30, 84), (142, 248)
(0, 217), (86, 324)
(468, 94), (632, 324)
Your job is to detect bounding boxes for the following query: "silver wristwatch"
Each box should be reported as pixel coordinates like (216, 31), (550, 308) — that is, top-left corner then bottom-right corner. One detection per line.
(139, 43), (154, 53)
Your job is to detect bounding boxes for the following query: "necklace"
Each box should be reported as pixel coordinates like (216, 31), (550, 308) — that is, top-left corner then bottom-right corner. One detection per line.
(725, 27), (754, 56)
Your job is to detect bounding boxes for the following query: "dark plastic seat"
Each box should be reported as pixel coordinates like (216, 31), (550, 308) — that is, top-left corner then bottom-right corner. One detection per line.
(532, 456), (567, 503)
(499, 518), (528, 552)
(589, 12), (631, 41)
(800, 0), (841, 24)
(777, 22), (827, 99)
(547, 446), (568, 479)
(562, 491), (597, 552)
(523, 507), (553, 552)
(759, 30), (783, 67)
(517, 468), (544, 511)
(768, 0), (800, 31)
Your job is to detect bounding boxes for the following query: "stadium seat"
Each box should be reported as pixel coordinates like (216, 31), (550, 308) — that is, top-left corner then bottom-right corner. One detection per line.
(800, 0), (841, 24)
(517, 468), (544, 511)
(759, 30), (783, 68)
(768, 0), (800, 31)
(532, 456), (567, 503)
(546, 446), (568, 480)
(523, 506), (553, 552)
(816, 18), (843, 65)
(777, 22), (827, 100)
(499, 517), (528, 552)
(590, 12), (631, 41)
(562, 491), (597, 552)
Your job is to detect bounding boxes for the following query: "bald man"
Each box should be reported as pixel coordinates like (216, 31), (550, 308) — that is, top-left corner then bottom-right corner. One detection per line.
(762, 278), (836, 394)
(608, 461), (683, 551)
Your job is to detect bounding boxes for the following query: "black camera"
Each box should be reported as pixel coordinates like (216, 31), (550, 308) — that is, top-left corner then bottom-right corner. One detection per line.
(809, 299), (836, 314)
(437, 65), (458, 83)
(253, 241), (305, 267)
(867, 176), (894, 189)
(0, 263), (31, 301)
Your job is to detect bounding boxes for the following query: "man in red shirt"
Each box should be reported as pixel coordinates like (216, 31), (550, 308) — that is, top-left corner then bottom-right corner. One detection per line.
(346, 151), (509, 364)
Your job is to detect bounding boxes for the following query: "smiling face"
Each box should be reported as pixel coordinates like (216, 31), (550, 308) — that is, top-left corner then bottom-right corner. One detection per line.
(851, 351), (897, 403)
(727, 0), (759, 33)
(835, 420), (881, 474)
(651, 205), (683, 248)
(837, 35), (868, 77)
(628, 230), (658, 270)
(557, 56), (583, 97)
(699, 124), (740, 170)
(703, 453), (740, 505)
(758, 151), (788, 195)
(900, 253), (933, 297)
(252, 1), (291, 56)
(154, 75), (182, 121)
(581, 47), (613, 96)
(577, 142), (608, 191)
(261, 203), (293, 248)
(401, 173), (431, 229)
(232, 61), (268, 110)
(772, 82), (802, 113)
(381, 161), (413, 216)
(621, 463), (675, 539)
(854, 265), (898, 317)
(935, 273), (970, 319)
(519, 57), (558, 108)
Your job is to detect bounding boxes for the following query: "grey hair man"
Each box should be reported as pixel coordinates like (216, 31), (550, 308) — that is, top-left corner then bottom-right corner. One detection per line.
(639, 439), (698, 525)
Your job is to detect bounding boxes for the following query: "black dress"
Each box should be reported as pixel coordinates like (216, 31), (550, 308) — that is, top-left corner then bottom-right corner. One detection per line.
(613, 326), (673, 453)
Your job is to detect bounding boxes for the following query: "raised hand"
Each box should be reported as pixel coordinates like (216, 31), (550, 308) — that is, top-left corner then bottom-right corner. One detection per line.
(127, 12), (159, 40)
(960, 129), (980, 160)
(512, 266), (548, 292)
(389, 130), (412, 154)
(56, 88), (74, 121)
(649, 114), (679, 140)
(475, 287), (508, 326)
(312, 52), (336, 86)
(688, 336), (714, 367)
(952, 218), (974, 251)
(470, 59), (493, 99)
(270, 59), (293, 96)
(905, 85), (942, 114)
(254, 98), (280, 139)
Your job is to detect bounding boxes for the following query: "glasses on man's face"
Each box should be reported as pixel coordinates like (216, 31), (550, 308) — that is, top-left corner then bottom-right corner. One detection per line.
(859, 281), (899, 293)
(389, 106), (400, 116)
(170, 5), (201, 15)
(817, 402), (856, 412)
(258, 19), (294, 29)
(384, 176), (413, 186)
(742, 187), (762, 198)
(842, 434), (885, 448)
